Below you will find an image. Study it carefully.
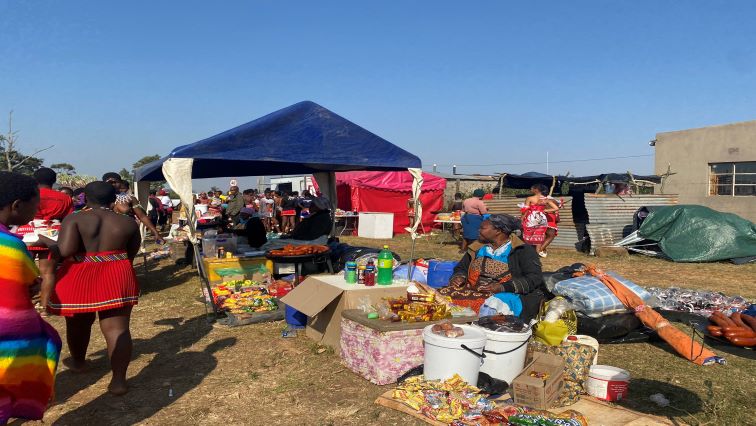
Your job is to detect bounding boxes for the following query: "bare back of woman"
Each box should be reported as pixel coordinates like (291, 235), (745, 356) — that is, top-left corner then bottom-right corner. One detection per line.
(62, 209), (141, 257)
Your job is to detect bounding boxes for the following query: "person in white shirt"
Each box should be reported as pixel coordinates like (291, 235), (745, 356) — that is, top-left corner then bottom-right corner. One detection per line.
(158, 189), (172, 211)
(157, 189), (174, 231)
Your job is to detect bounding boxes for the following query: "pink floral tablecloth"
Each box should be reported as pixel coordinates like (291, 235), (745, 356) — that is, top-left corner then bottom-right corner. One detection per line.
(340, 318), (425, 385)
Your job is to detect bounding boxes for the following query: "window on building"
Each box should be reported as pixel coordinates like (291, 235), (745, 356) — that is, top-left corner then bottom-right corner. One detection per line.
(709, 162), (756, 196)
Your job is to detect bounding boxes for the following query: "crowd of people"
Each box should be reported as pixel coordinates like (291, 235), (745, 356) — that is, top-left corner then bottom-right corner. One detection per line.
(192, 187), (334, 249)
(195, 187), (317, 233)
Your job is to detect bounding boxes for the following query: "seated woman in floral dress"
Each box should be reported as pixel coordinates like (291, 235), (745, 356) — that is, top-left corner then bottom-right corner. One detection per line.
(437, 214), (548, 321)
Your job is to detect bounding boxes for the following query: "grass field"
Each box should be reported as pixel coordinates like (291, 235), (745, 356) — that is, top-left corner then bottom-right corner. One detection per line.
(33, 235), (756, 425)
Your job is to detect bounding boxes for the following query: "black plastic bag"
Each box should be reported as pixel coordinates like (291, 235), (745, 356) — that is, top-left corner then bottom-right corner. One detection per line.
(397, 365), (424, 383)
(477, 372), (509, 395)
(542, 263), (585, 292)
(576, 312), (642, 342)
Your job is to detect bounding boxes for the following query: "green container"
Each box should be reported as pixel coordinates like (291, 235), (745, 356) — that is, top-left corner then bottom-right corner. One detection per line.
(345, 261), (358, 284)
(376, 245), (394, 285)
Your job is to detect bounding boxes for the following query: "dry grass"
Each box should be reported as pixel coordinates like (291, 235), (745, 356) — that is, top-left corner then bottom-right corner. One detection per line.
(29, 234), (756, 425)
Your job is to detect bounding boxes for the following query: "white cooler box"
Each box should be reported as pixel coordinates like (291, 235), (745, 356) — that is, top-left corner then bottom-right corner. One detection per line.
(358, 212), (394, 239)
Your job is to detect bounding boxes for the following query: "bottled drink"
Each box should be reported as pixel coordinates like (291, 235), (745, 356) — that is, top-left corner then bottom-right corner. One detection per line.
(357, 265), (367, 284)
(364, 260), (376, 286)
(377, 245), (393, 285)
(345, 261), (358, 284)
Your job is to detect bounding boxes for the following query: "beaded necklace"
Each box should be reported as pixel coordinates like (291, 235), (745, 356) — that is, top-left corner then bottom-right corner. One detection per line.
(76, 206), (129, 217)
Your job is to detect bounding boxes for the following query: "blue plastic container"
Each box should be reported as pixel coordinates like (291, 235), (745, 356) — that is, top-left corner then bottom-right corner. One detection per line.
(427, 260), (457, 288)
(285, 305), (308, 329)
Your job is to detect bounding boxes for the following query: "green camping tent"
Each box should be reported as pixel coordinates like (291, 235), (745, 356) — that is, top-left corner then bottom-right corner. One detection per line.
(638, 205), (756, 262)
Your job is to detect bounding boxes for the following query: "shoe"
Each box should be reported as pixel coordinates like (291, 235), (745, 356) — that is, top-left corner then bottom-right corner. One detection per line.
(538, 251), (547, 258)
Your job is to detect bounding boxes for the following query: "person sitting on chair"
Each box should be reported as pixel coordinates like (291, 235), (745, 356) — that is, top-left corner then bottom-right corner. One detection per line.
(232, 207), (268, 249)
(285, 196), (332, 241)
(261, 196), (333, 250)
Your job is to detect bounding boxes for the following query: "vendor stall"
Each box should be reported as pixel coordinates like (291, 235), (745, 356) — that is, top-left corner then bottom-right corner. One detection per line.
(135, 100), (425, 318)
(336, 170), (446, 234)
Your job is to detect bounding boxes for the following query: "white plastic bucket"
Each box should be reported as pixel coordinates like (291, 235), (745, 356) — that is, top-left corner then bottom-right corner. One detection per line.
(474, 325), (532, 384)
(586, 365), (630, 401)
(423, 324), (487, 385)
(195, 204), (208, 215)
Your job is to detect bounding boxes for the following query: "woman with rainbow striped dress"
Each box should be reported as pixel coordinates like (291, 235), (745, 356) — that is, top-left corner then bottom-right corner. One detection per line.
(0, 171), (62, 423)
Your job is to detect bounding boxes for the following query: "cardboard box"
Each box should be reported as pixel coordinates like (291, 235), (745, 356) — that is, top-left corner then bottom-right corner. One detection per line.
(512, 352), (564, 410)
(280, 275), (408, 350)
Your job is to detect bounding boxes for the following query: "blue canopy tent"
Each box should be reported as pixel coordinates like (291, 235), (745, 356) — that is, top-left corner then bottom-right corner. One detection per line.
(135, 100), (420, 181)
(134, 101), (423, 317)
(135, 100), (422, 230)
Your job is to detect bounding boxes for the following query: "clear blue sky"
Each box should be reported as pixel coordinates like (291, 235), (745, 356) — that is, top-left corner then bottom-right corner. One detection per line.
(2, 0), (755, 185)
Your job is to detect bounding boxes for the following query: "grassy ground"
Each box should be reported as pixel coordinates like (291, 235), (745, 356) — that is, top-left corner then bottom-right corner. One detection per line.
(32, 234), (756, 425)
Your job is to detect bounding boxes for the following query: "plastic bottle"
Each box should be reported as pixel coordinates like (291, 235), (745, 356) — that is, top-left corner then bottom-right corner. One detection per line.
(357, 265), (367, 284)
(377, 245), (394, 285)
(364, 261), (376, 286)
(345, 261), (358, 284)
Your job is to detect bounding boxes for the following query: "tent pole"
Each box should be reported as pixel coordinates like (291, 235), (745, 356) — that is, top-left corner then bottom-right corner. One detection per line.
(194, 242), (219, 320)
(407, 238), (417, 282)
(549, 176), (557, 197)
(329, 172), (337, 237)
(405, 168), (423, 283)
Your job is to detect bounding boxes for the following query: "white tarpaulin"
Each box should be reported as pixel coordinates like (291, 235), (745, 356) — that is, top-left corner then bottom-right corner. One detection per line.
(162, 158), (198, 243)
(404, 168), (424, 239)
(404, 168), (423, 281)
(134, 180), (151, 251)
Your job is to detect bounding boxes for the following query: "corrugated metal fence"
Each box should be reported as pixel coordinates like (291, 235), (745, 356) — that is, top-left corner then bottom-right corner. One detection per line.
(484, 196), (583, 250)
(584, 194), (678, 252)
(485, 194), (679, 253)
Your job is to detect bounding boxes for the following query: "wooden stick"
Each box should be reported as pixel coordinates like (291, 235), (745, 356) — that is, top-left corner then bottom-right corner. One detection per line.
(548, 175), (557, 196)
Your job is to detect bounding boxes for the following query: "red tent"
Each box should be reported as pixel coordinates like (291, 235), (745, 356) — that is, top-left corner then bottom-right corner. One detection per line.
(336, 171), (447, 234)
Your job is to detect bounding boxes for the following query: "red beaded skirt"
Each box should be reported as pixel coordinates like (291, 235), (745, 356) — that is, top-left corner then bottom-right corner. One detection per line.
(47, 251), (139, 316)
